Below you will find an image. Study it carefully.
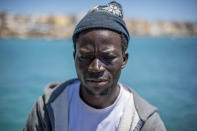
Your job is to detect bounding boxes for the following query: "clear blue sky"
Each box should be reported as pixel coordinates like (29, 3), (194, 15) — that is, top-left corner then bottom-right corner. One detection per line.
(0, 0), (197, 22)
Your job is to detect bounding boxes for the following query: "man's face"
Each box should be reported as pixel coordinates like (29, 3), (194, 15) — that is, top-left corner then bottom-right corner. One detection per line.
(74, 29), (128, 97)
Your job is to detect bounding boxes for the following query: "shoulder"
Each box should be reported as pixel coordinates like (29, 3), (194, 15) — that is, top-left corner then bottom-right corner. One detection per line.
(121, 84), (157, 120)
(141, 112), (166, 131)
(121, 84), (166, 131)
(24, 95), (51, 131)
(43, 78), (78, 104)
(24, 78), (79, 130)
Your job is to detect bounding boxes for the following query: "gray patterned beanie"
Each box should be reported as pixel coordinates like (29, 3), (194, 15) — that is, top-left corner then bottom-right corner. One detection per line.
(72, 1), (130, 43)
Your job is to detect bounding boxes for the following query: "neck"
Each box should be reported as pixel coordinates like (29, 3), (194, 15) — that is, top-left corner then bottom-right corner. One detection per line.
(80, 84), (120, 109)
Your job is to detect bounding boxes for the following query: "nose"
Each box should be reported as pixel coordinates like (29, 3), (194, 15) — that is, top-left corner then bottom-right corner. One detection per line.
(88, 57), (105, 73)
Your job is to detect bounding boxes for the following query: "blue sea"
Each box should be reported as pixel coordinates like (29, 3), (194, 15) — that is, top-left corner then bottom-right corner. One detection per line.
(0, 37), (197, 131)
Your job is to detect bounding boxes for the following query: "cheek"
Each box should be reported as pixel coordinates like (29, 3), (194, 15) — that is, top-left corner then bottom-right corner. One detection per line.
(109, 58), (123, 70)
(75, 60), (87, 78)
(75, 60), (82, 75)
(107, 63), (122, 79)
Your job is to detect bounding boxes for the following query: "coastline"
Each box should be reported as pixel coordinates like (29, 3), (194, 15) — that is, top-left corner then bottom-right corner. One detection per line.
(0, 12), (197, 39)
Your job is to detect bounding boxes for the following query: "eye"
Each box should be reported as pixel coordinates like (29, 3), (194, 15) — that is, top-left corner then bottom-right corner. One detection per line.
(102, 56), (116, 63)
(78, 56), (93, 62)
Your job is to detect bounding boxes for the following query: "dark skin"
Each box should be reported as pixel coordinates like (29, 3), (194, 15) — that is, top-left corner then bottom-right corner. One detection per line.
(74, 29), (128, 109)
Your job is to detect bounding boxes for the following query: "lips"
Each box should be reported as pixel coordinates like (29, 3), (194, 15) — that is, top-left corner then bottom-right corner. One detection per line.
(86, 79), (108, 87)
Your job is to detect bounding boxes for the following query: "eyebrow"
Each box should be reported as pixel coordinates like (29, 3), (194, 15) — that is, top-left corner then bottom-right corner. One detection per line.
(79, 48), (91, 53)
(78, 47), (116, 54)
(102, 47), (116, 53)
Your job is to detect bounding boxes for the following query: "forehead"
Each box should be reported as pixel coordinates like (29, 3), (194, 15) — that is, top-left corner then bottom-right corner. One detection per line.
(76, 29), (122, 52)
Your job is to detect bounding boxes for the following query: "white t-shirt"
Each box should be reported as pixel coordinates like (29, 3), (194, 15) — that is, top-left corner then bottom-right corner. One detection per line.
(67, 81), (131, 131)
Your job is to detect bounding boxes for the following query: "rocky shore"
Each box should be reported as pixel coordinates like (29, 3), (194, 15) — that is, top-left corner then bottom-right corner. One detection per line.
(0, 12), (197, 39)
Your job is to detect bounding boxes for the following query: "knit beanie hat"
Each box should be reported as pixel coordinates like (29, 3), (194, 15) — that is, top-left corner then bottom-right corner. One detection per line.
(72, 1), (130, 43)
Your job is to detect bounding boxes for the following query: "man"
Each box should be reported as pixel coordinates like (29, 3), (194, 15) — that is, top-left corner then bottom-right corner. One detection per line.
(24, 1), (166, 131)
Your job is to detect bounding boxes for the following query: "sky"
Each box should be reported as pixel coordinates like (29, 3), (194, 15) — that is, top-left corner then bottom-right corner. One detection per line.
(0, 0), (197, 22)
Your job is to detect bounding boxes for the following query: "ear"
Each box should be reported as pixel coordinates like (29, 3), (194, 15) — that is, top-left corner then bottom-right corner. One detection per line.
(121, 52), (128, 69)
(73, 50), (76, 59)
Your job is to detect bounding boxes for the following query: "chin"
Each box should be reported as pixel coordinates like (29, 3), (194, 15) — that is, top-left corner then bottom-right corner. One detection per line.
(85, 82), (114, 96)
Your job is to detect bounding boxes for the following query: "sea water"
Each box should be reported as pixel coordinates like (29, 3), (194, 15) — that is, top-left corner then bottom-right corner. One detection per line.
(0, 37), (197, 131)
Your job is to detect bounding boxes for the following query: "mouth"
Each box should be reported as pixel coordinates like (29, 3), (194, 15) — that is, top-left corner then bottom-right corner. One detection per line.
(86, 79), (108, 87)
